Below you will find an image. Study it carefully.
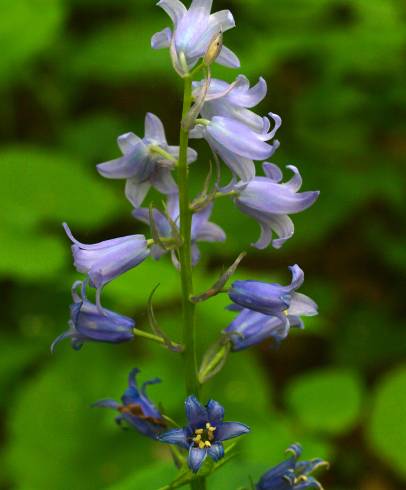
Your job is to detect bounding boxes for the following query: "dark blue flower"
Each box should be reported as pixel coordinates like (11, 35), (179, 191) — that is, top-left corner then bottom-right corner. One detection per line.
(152, 0), (239, 75)
(159, 396), (250, 473)
(92, 368), (166, 439)
(51, 281), (135, 352)
(256, 443), (328, 489)
(63, 224), (150, 305)
(133, 194), (225, 267)
(234, 163), (319, 249)
(96, 113), (197, 207)
(226, 265), (318, 350)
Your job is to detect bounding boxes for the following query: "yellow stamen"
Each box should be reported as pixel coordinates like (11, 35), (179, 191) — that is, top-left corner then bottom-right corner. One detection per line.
(204, 441), (211, 447)
(195, 429), (204, 435)
(198, 441), (205, 449)
(193, 434), (202, 443)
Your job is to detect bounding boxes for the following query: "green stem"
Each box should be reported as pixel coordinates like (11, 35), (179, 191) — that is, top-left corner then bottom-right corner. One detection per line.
(191, 479), (207, 490)
(132, 328), (182, 350)
(178, 75), (200, 398)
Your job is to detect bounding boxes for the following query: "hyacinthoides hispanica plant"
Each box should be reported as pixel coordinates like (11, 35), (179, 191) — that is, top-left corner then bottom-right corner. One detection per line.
(51, 1), (329, 489)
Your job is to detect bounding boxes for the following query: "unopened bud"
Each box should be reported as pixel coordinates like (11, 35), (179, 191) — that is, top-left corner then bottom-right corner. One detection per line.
(204, 31), (223, 66)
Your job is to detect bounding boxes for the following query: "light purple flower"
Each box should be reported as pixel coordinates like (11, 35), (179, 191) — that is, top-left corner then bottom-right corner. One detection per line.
(233, 163), (319, 249)
(51, 281), (135, 352)
(190, 115), (281, 181)
(63, 223), (150, 305)
(97, 113), (197, 207)
(151, 0), (239, 75)
(193, 75), (271, 132)
(132, 194), (225, 267)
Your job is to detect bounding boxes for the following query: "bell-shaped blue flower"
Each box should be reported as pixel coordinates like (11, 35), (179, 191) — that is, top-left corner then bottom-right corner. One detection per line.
(97, 112), (197, 207)
(133, 194), (225, 267)
(234, 163), (319, 249)
(64, 224), (150, 302)
(152, 0), (239, 75)
(92, 368), (166, 439)
(228, 265), (318, 330)
(191, 114), (281, 182)
(159, 396), (250, 473)
(51, 281), (135, 352)
(256, 443), (328, 489)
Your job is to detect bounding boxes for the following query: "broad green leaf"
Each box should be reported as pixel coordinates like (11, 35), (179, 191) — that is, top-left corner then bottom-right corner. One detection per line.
(369, 365), (406, 481)
(285, 369), (364, 435)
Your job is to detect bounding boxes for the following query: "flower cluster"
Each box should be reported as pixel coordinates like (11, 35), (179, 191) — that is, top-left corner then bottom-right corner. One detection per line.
(51, 0), (328, 485)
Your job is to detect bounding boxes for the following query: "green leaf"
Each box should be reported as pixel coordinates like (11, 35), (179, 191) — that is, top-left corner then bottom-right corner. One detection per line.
(285, 368), (364, 435)
(368, 365), (406, 481)
(0, 0), (65, 85)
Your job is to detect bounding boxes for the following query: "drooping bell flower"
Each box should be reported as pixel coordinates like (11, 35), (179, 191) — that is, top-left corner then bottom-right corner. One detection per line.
(51, 281), (135, 352)
(132, 194), (225, 267)
(256, 443), (328, 490)
(224, 288), (318, 352)
(234, 163), (319, 249)
(92, 368), (166, 439)
(193, 75), (271, 132)
(228, 265), (317, 327)
(190, 115), (281, 182)
(63, 223), (150, 305)
(97, 112), (197, 207)
(151, 0), (239, 75)
(159, 395), (250, 473)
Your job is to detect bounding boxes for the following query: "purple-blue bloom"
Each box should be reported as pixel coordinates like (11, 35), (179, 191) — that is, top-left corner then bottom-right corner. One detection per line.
(228, 265), (318, 329)
(63, 224), (150, 303)
(191, 115), (281, 182)
(256, 443), (328, 490)
(51, 281), (135, 352)
(234, 163), (319, 249)
(133, 194), (225, 267)
(92, 368), (166, 439)
(159, 395), (249, 473)
(97, 112), (197, 207)
(152, 0), (239, 75)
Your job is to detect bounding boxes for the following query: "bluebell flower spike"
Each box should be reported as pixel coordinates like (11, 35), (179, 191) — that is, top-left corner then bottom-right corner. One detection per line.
(159, 395), (250, 473)
(92, 368), (166, 439)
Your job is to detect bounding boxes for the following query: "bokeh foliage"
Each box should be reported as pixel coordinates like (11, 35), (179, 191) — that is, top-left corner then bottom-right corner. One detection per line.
(0, 1), (405, 489)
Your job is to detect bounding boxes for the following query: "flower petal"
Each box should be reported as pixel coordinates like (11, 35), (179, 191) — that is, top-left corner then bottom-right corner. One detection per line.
(157, 0), (186, 25)
(207, 442), (225, 462)
(125, 178), (151, 208)
(117, 132), (143, 154)
(207, 399), (224, 424)
(185, 395), (208, 427)
(159, 428), (189, 449)
(215, 421), (250, 441)
(151, 27), (172, 49)
(145, 113), (167, 144)
(91, 399), (120, 410)
(288, 292), (318, 317)
(188, 446), (207, 473)
(216, 45), (240, 68)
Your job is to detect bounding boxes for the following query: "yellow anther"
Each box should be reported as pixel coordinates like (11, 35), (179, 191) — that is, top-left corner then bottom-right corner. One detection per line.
(193, 435), (202, 443)
(295, 476), (308, 483)
(204, 441), (211, 447)
(206, 423), (216, 431)
(198, 441), (205, 449)
(195, 429), (204, 435)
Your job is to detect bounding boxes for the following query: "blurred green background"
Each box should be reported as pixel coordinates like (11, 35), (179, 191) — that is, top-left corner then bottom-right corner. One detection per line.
(1, 0), (405, 489)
